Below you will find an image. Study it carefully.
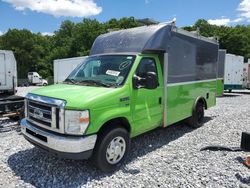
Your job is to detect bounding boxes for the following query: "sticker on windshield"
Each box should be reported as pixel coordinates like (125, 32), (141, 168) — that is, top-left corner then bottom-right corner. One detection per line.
(127, 56), (133, 59)
(106, 70), (120, 76)
(119, 60), (131, 70)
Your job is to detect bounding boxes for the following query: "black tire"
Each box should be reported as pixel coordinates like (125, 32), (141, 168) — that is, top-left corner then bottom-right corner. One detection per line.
(188, 101), (204, 128)
(92, 127), (130, 172)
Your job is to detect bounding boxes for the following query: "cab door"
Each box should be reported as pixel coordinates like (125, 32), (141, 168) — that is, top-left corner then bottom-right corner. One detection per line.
(131, 56), (163, 135)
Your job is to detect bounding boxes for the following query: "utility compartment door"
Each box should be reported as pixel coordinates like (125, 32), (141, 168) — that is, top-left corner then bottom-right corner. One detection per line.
(0, 53), (6, 87)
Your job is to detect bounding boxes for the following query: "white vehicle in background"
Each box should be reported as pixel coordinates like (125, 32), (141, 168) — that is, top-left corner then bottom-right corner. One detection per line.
(28, 72), (48, 86)
(224, 54), (244, 92)
(53, 56), (88, 83)
(0, 50), (17, 95)
(243, 59), (250, 89)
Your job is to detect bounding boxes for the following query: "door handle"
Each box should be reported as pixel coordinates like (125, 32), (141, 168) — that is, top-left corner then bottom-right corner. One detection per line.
(159, 97), (162, 104)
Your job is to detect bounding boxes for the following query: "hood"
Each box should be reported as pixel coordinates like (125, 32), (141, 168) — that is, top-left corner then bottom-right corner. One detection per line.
(29, 84), (125, 110)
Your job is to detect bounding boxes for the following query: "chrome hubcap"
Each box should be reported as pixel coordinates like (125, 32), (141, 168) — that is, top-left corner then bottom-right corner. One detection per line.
(106, 136), (126, 164)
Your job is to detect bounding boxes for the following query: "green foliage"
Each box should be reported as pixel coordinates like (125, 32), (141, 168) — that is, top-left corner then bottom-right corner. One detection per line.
(0, 17), (249, 79)
(0, 17), (139, 79)
(0, 29), (52, 78)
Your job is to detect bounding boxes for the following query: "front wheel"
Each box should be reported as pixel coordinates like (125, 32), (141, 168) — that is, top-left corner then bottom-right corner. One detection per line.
(187, 102), (204, 128)
(92, 127), (130, 172)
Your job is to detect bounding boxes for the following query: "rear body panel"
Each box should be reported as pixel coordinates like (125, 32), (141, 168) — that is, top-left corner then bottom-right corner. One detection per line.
(216, 50), (226, 96)
(216, 78), (224, 96)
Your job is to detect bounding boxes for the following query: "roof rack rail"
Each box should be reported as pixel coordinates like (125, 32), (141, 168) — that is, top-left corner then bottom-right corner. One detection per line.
(158, 18), (177, 26)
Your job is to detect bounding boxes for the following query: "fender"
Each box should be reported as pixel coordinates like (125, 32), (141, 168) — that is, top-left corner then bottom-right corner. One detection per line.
(192, 96), (207, 113)
(86, 106), (133, 135)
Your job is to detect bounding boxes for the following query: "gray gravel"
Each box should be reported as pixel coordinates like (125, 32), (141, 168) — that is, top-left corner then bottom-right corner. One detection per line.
(0, 90), (250, 188)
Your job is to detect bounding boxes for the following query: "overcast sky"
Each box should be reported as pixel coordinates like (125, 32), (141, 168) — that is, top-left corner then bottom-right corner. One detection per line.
(0, 0), (249, 35)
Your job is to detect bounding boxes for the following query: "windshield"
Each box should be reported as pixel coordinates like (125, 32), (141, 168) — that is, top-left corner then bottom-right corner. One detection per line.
(65, 55), (135, 87)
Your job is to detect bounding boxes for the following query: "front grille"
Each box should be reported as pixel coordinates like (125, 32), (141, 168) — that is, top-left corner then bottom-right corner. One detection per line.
(28, 102), (52, 126)
(27, 99), (64, 133)
(29, 116), (51, 127)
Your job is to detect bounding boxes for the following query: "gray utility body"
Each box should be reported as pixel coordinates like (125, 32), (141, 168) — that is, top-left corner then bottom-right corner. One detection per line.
(91, 23), (219, 84)
(0, 50), (17, 94)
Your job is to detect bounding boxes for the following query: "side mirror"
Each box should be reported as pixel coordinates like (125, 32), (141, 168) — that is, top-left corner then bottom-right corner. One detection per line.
(145, 72), (158, 89)
(133, 72), (158, 90)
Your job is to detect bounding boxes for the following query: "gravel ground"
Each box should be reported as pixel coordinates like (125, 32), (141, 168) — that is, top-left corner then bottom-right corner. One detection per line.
(0, 90), (250, 188)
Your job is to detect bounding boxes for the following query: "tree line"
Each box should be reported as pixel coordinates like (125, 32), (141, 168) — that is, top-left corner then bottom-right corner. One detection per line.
(0, 18), (249, 79)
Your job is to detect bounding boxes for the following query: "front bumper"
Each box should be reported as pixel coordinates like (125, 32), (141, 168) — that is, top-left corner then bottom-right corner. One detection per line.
(21, 119), (97, 160)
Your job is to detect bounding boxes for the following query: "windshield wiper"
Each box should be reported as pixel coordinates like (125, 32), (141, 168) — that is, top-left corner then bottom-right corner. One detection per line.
(64, 78), (76, 84)
(78, 80), (113, 87)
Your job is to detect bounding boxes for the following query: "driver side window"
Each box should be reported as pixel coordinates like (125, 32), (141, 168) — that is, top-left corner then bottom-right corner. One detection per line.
(136, 58), (157, 77)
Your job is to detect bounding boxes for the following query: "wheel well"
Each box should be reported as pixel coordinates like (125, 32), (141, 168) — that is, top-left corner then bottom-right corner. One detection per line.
(197, 97), (207, 109)
(98, 117), (131, 135)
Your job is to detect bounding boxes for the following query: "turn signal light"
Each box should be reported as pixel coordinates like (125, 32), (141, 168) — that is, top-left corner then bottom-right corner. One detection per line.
(80, 117), (89, 123)
(246, 156), (250, 168)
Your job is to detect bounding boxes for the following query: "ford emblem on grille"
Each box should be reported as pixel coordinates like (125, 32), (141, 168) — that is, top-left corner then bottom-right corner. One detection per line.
(33, 108), (44, 119)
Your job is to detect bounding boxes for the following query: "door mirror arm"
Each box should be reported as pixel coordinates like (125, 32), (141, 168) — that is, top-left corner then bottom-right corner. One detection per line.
(132, 75), (145, 89)
(133, 72), (158, 90)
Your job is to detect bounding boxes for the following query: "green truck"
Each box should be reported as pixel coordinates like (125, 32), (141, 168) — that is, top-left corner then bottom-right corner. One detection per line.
(21, 23), (218, 171)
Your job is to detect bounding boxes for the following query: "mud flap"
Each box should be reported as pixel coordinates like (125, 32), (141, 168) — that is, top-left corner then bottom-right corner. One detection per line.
(241, 132), (250, 151)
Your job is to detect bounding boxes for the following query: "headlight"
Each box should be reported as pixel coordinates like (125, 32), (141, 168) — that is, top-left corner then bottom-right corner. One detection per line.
(65, 110), (90, 135)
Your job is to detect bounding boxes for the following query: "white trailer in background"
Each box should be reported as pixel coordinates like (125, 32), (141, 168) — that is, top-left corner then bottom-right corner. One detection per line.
(53, 56), (87, 83)
(0, 50), (17, 94)
(243, 59), (250, 89)
(224, 54), (244, 91)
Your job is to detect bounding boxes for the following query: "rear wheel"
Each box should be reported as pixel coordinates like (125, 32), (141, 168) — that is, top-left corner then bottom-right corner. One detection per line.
(93, 127), (130, 172)
(188, 101), (204, 128)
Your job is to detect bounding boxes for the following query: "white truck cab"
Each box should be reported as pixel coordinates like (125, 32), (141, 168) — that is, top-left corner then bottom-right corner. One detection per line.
(28, 72), (48, 86)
